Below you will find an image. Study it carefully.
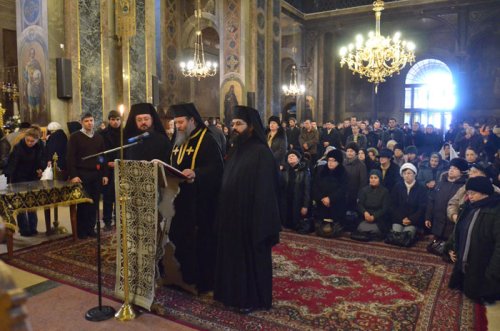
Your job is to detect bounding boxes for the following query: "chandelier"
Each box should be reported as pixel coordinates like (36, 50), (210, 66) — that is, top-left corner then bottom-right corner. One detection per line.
(282, 65), (305, 96)
(179, 0), (217, 80)
(339, 0), (415, 92)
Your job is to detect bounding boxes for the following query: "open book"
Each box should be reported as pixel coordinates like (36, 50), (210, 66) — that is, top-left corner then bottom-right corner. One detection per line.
(151, 159), (189, 179)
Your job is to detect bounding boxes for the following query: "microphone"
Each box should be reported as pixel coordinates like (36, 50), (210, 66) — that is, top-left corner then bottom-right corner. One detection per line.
(127, 132), (151, 143)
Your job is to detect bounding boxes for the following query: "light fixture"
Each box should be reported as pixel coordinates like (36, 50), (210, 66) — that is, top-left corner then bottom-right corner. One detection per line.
(179, 0), (217, 80)
(282, 65), (305, 96)
(339, 0), (416, 92)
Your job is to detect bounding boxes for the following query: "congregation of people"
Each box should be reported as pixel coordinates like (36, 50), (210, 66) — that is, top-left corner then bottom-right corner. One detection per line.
(1, 109), (500, 309)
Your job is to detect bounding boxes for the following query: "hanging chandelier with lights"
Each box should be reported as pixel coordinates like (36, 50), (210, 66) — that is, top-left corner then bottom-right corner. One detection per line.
(339, 0), (416, 92)
(179, 0), (217, 80)
(282, 65), (305, 96)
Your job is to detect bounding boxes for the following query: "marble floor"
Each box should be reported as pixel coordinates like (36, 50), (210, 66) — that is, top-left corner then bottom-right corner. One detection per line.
(1, 205), (499, 330)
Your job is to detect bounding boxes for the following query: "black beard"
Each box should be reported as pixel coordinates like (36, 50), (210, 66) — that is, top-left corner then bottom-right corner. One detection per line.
(229, 128), (251, 146)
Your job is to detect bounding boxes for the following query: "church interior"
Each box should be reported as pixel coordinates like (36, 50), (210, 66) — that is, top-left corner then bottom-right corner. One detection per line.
(1, 0), (500, 330)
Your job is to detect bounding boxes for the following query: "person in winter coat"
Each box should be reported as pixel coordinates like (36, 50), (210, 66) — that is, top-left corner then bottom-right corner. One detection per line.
(267, 116), (287, 169)
(448, 177), (500, 303)
(312, 149), (347, 232)
(352, 169), (391, 241)
(424, 162), (467, 255)
(343, 142), (367, 215)
(389, 163), (427, 242)
(4, 127), (44, 236)
(378, 148), (400, 192)
(43, 122), (68, 174)
(417, 152), (449, 190)
(280, 150), (311, 230)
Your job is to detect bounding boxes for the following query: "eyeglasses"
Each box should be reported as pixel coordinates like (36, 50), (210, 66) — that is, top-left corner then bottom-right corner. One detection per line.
(231, 120), (246, 127)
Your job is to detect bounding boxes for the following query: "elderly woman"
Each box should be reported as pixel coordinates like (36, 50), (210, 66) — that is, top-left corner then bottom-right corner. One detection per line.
(386, 163), (427, 246)
(351, 169), (391, 241)
(448, 176), (500, 303)
(4, 127), (44, 236)
(280, 150), (311, 231)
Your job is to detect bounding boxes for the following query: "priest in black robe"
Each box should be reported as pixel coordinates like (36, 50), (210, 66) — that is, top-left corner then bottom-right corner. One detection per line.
(123, 103), (171, 162)
(169, 103), (224, 293)
(214, 106), (281, 313)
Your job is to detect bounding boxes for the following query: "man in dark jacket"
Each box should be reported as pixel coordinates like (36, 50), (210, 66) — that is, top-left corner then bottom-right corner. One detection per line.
(448, 177), (500, 303)
(214, 106), (281, 313)
(99, 110), (121, 230)
(343, 142), (367, 220)
(66, 113), (108, 239)
(286, 118), (301, 151)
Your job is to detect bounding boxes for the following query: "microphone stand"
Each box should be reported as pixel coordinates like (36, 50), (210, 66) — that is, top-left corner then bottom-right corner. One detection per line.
(82, 145), (128, 321)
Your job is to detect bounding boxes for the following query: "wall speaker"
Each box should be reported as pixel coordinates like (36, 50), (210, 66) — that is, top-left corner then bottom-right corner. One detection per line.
(56, 58), (72, 99)
(152, 75), (160, 106)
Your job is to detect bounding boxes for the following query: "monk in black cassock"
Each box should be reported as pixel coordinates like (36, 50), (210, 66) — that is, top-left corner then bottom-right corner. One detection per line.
(169, 103), (223, 293)
(214, 106), (281, 313)
(123, 103), (171, 162)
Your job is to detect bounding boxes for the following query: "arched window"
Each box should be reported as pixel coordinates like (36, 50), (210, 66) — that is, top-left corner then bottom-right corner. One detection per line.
(404, 59), (455, 129)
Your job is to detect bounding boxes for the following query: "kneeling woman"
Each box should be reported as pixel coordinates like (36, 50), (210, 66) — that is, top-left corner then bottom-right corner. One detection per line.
(312, 149), (347, 236)
(388, 163), (427, 245)
(352, 169), (390, 241)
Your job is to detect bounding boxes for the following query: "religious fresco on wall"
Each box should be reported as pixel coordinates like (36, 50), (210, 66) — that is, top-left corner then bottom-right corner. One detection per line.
(221, 80), (242, 127)
(223, 0), (240, 74)
(17, 0), (49, 124)
(161, 0), (180, 112)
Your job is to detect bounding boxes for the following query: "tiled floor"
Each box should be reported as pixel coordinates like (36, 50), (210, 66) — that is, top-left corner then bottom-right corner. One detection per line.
(2, 206), (499, 329)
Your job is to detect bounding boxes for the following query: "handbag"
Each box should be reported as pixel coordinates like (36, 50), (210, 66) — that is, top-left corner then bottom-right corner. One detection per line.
(296, 218), (314, 234)
(316, 219), (343, 238)
(384, 230), (414, 247)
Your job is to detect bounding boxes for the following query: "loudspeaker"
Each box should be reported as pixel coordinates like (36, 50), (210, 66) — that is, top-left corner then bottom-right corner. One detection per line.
(152, 75), (160, 106)
(56, 58), (72, 99)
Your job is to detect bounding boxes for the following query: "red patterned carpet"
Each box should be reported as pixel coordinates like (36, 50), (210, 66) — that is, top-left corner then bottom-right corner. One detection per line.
(2, 231), (486, 330)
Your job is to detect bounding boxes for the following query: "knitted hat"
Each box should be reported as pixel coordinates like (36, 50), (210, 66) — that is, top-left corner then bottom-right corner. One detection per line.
(47, 122), (62, 131)
(404, 145), (418, 155)
(346, 142), (359, 153)
(465, 176), (493, 196)
(379, 148), (393, 159)
(326, 149), (343, 164)
(369, 169), (383, 181)
(400, 162), (418, 176)
(449, 158), (469, 172)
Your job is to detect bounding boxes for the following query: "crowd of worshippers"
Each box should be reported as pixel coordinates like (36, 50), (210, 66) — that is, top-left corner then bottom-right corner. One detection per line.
(1, 111), (499, 305)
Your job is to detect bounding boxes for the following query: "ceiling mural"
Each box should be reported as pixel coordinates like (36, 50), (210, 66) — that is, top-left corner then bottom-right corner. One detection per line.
(284, 0), (400, 13)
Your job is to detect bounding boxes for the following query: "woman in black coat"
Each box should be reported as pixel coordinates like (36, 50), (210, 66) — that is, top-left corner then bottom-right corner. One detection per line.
(4, 127), (44, 236)
(353, 169), (391, 241)
(448, 177), (500, 303)
(312, 149), (347, 231)
(389, 163), (427, 242)
(281, 150), (311, 230)
(267, 116), (287, 169)
(43, 122), (68, 173)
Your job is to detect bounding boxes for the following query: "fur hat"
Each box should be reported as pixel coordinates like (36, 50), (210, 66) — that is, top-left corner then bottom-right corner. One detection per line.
(345, 142), (359, 153)
(400, 162), (418, 176)
(287, 149), (302, 160)
(47, 122), (62, 131)
(369, 169), (383, 181)
(394, 143), (404, 152)
(326, 149), (344, 164)
(465, 176), (493, 196)
(268, 116), (281, 126)
(449, 158), (469, 172)
(379, 148), (393, 159)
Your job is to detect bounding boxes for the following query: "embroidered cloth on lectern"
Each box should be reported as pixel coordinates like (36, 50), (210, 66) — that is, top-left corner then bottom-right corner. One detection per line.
(114, 160), (157, 310)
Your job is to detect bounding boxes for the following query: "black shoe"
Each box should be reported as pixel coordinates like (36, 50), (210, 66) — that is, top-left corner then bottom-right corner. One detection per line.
(238, 307), (253, 314)
(87, 231), (98, 238)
